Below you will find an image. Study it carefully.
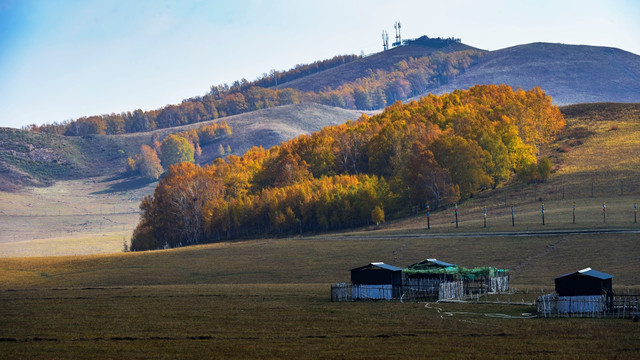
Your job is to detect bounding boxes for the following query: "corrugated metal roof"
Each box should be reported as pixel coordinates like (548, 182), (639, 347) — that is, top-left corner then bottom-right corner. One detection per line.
(368, 262), (403, 271)
(425, 258), (457, 267)
(555, 267), (613, 280)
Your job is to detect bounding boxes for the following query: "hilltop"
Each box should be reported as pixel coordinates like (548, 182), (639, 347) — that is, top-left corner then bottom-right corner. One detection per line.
(426, 42), (640, 104)
(281, 36), (479, 92)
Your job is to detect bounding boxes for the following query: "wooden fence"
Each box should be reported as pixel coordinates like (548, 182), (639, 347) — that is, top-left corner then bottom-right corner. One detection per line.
(331, 281), (465, 302)
(537, 293), (640, 318)
(331, 283), (352, 302)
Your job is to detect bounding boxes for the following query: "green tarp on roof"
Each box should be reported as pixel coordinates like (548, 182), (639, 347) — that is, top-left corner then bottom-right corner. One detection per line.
(403, 265), (509, 280)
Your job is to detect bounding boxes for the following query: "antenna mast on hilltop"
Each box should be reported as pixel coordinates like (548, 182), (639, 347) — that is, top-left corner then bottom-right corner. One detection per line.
(382, 30), (389, 51)
(393, 21), (402, 47)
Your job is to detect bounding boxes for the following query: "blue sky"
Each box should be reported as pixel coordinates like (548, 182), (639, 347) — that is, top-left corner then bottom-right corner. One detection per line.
(1, 0), (639, 129)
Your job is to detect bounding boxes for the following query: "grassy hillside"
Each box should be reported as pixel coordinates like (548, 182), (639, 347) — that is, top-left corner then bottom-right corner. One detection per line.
(427, 43), (640, 104)
(0, 103), (366, 191)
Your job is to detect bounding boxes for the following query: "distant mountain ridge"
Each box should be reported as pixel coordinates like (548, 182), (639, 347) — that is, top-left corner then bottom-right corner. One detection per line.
(280, 39), (640, 105)
(419, 42), (640, 104)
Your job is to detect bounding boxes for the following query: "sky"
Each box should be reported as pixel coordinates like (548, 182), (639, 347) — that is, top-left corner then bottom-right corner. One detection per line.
(1, 0), (639, 129)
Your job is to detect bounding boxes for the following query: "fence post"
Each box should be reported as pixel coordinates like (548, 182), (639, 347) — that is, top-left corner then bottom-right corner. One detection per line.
(454, 204), (458, 228)
(426, 204), (430, 230)
(483, 205), (487, 228)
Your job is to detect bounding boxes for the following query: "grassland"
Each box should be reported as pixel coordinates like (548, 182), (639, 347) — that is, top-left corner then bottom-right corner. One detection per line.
(1, 103), (640, 358)
(1, 232), (639, 358)
(1, 284), (638, 359)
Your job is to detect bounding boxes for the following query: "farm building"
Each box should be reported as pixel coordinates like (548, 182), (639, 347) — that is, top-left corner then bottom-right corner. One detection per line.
(555, 267), (613, 297)
(349, 262), (403, 300)
(331, 258), (510, 302)
(402, 258), (462, 300)
(402, 258), (509, 300)
(538, 267), (619, 316)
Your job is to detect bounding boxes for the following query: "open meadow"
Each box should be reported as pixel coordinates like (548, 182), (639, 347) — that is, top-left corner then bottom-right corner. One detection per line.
(0, 176), (155, 257)
(1, 232), (640, 358)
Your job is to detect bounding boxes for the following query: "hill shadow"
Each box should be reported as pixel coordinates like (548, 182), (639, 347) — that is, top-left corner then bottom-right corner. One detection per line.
(92, 176), (157, 195)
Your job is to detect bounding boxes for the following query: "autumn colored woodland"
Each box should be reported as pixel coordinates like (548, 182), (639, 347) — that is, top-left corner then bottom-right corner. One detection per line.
(130, 85), (565, 250)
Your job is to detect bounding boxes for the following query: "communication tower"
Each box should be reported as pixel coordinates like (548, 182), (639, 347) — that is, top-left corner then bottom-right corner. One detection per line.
(381, 30), (389, 51)
(392, 21), (402, 47)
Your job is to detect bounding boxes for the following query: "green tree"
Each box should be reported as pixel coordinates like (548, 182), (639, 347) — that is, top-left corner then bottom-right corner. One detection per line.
(160, 134), (195, 168)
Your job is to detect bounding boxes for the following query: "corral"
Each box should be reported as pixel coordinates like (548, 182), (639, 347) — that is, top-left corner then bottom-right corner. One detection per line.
(332, 258), (510, 302)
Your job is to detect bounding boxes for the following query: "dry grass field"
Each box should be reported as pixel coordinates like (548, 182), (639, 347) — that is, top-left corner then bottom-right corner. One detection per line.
(0, 176), (154, 257)
(1, 284), (638, 359)
(1, 232), (639, 359)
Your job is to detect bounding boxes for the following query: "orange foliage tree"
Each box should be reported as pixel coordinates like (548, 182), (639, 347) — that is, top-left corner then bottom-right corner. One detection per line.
(131, 85), (565, 250)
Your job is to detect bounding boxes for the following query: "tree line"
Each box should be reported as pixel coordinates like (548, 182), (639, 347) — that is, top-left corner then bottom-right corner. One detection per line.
(131, 85), (565, 250)
(25, 50), (482, 136)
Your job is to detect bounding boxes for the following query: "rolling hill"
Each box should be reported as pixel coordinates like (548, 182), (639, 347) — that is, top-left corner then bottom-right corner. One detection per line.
(424, 42), (640, 104)
(281, 36), (480, 92)
(4, 37), (638, 193)
(0, 103), (367, 191)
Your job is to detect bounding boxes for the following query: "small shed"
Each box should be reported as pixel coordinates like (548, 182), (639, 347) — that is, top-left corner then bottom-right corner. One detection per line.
(351, 262), (403, 286)
(350, 262), (403, 300)
(555, 267), (613, 296)
(553, 267), (613, 314)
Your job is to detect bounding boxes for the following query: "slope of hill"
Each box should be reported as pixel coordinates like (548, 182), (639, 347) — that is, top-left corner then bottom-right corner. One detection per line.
(281, 36), (480, 92)
(0, 103), (366, 191)
(425, 42), (640, 104)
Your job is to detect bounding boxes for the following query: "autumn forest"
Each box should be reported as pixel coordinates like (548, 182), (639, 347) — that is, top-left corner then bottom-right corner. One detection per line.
(26, 50), (482, 136)
(130, 85), (565, 250)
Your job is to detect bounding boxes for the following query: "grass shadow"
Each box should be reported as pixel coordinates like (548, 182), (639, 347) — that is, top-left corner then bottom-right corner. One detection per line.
(91, 176), (157, 194)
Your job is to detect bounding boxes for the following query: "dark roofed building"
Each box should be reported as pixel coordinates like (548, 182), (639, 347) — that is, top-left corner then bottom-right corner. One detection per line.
(541, 267), (615, 315)
(350, 262), (403, 300)
(350, 262), (403, 286)
(555, 267), (613, 297)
